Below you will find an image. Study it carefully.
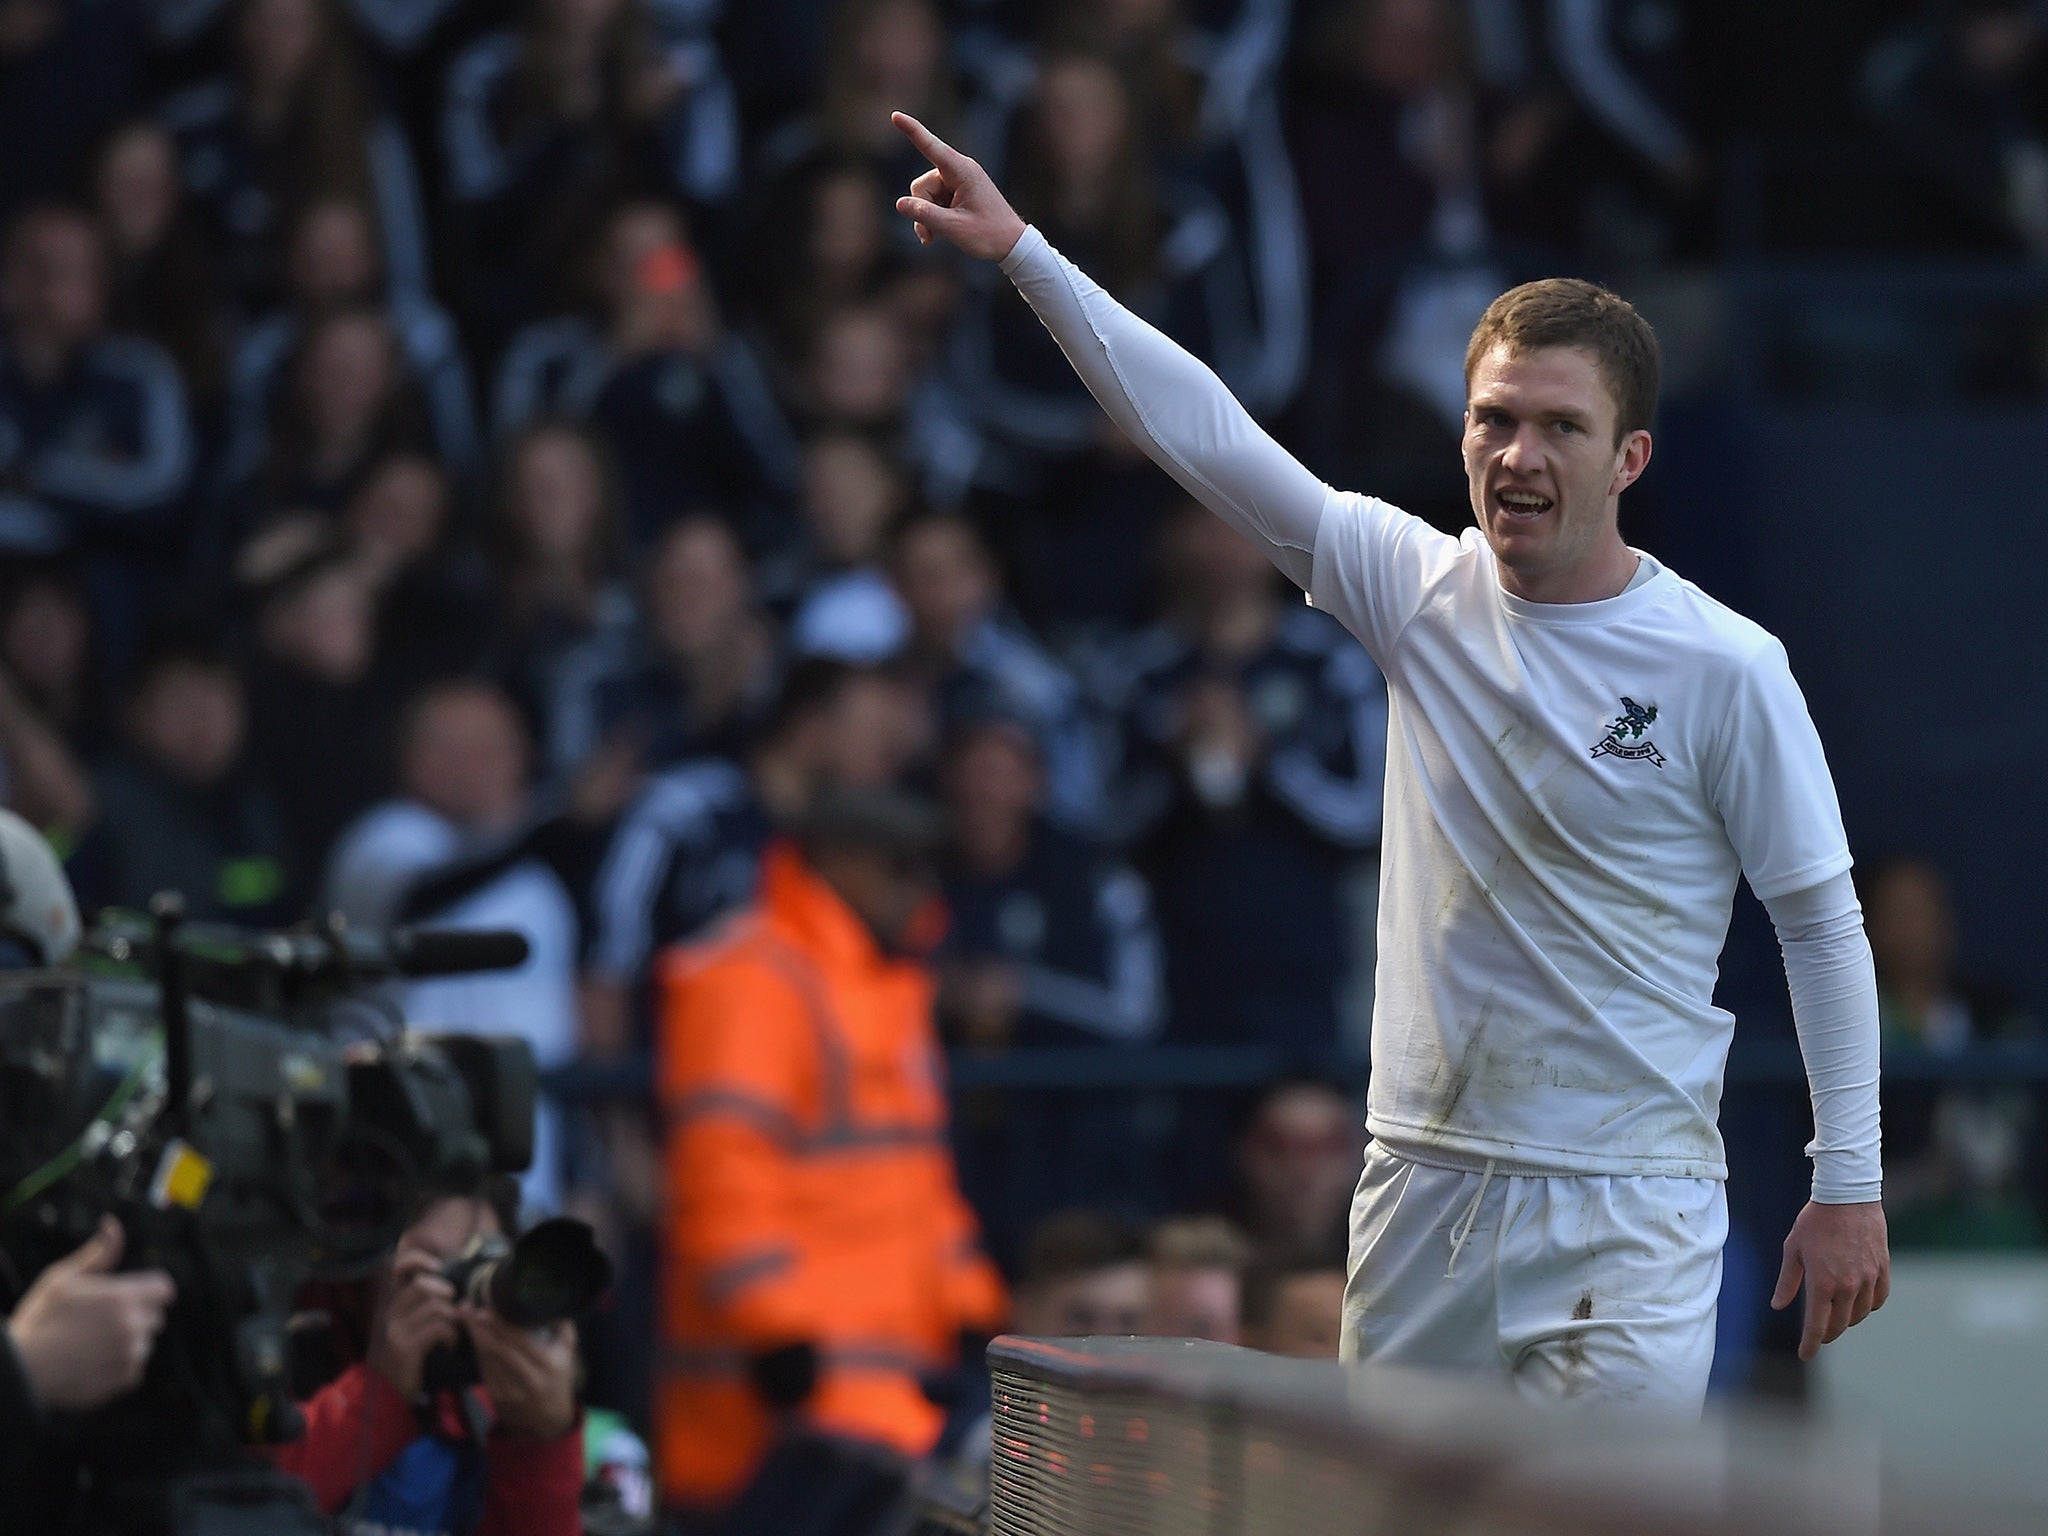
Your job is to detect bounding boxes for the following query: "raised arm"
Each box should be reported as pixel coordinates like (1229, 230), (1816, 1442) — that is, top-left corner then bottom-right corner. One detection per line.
(892, 112), (1329, 591)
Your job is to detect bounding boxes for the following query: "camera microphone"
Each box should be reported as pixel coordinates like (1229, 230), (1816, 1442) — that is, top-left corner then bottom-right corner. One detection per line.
(387, 928), (531, 978)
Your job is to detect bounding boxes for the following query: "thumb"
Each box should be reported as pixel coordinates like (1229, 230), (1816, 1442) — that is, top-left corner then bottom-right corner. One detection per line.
(1770, 1243), (1803, 1312)
(59, 1216), (124, 1277)
(896, 195), (967, 232)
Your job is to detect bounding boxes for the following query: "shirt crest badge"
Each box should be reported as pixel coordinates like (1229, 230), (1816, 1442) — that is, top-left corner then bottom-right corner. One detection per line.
(1591, 697), (1666, 769)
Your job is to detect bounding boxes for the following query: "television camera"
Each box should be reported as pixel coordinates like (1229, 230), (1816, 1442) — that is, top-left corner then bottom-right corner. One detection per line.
(0, 897), (549, 1535)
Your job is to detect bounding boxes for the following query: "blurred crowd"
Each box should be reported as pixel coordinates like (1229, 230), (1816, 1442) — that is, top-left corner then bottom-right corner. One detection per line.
(1, 0), (2046, 1479)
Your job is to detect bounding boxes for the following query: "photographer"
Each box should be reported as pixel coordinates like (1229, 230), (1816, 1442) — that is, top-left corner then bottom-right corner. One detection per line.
(272, 1178), (584, 1536)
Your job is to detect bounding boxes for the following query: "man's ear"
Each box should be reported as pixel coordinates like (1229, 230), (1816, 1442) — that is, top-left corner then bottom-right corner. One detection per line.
(1610, 429), (1653, 497)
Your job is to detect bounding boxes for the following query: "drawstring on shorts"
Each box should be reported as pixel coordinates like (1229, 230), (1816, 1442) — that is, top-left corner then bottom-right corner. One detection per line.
(1444, 1159), (1497, 1280)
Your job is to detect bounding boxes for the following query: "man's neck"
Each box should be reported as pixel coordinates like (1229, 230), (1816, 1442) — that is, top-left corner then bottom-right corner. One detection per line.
(1496, 541), (1642, 605)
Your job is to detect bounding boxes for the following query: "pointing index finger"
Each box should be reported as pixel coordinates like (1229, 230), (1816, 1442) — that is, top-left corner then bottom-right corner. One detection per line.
(892, 112), (966, 175)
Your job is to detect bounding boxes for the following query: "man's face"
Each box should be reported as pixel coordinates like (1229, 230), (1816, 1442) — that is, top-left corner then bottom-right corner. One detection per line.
(815, 676), (916, 787)
(944, 725), (1043, 828)
(894, 520), (995, 646)
(1239, 1086), (1358, 1248)
(1147, 1266), (1241, 1345)
(131, 664), (245, 787)
(1462, 343), (1649, 598)
(3, 216), (105, 351)
(813, 840), (939, 954)
(1261, 1271), (1346, 1360)
(405, 690), (530, 830)
(1866, 863), (1956, 985)
(401, 1196), (502, 1269)
(648, 521), (747, 661)
(1022, 1263), (1152, 1336)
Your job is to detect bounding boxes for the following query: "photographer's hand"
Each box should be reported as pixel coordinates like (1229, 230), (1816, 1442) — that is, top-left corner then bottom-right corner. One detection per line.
(367, 1249), (459, 1398)
(7, 1216), (175, 1412)
(465, 1309), (578, 1440)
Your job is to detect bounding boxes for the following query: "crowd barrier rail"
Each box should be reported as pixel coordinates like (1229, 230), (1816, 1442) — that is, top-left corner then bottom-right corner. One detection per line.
(983, 1335), (2043, 1535)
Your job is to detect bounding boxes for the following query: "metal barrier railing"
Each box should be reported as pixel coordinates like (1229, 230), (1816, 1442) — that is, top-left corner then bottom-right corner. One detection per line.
(985, 1336), (2039, 1535)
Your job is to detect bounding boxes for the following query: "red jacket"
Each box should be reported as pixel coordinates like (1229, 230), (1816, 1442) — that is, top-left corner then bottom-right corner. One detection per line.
(268, 1362), (584, 1534)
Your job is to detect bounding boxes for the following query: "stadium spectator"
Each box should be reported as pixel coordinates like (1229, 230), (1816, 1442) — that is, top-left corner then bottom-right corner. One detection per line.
(269, 1176), (583, 1530)
(1038, 0), (1205, 152)
(653, 786), (1006, 1519)
(586, 657), (914, 1053)
(326, 679), (586, 1213)
(159, 0), (431, 321)
(1241, 1250), (1346, 1359)
(1865, 0), (2048, 256)
(800, 301), (913, 433)
(243, 544), (400, 881)
(1103, 502), (1387, 1060)
(66, 636), (294, 922)
(0, 565), (96, 750)
(0, 205), (194, 557)
(480, 420), (635, 737)
(0, 564), (99, 838)
(241, 304), (433, 526)
(1011, 1208), (1151, 1336)
(890, 510), (1105, 831)
(1863, 855), (2043, 1249)
(748, 0), (959, 239)
(950, 44), (1290, 626)
(441, 0), (742, 357)
(791, 294), (985, 512)
(1532, 0), (1703, 259)
(1286, 0), (1528, 520)
(938, 702), (1163, 1264)
(1144, 1215), (1252, 1343)
(545, 514), (777, 776)
(744, 156), (900, 357)
(492, 198), (799, 551)
(342, 451), (492, 687)
(0, 0), (143, 228)
(1230, 1078), (1363, 1259)
(956, 52), (1254, 458)
(771, 430), (914, 661)
(224, 195), (477, 497)
(91, 121), (227, 417)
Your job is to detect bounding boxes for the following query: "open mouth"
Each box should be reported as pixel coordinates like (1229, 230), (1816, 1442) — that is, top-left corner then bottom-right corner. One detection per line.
(1494, 489), (1553, 522)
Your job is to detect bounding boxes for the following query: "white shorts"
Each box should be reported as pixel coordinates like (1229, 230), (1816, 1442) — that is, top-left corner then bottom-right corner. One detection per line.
(1339, 1142), (1726, 1414)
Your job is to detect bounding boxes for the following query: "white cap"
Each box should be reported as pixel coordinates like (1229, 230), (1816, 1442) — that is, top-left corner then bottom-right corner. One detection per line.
(0, 808), (81, 966)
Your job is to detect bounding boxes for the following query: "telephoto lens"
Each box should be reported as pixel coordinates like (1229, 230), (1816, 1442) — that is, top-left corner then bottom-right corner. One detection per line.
(444, 1217), (614, 1327)
(424, 1218), (614, 1392)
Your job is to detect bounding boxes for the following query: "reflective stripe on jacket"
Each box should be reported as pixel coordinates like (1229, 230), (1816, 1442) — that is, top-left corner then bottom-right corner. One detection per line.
(655, 840), (1007, 1507)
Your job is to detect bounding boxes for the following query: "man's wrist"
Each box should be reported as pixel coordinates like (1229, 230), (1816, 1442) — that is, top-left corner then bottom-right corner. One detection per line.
(997, 223), (1038, 274)
(0, 1325), (47, 1425)
(1809, 1185), (1883, 1206)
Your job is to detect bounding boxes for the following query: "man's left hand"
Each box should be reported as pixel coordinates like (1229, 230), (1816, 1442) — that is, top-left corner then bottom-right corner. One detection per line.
(1771, 1200), (1890, 1361)
(465, 1309), (579, 1440)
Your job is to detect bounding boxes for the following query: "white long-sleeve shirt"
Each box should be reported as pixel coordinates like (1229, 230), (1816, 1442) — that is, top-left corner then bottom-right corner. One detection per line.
(1002, 226), (1880, 1201)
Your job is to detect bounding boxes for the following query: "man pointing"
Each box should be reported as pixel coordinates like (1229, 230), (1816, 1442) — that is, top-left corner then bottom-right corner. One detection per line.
(890, 110), (1886, 1407)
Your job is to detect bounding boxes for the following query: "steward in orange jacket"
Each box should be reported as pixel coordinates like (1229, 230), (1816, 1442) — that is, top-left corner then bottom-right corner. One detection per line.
(654, 790), (1008, 1513)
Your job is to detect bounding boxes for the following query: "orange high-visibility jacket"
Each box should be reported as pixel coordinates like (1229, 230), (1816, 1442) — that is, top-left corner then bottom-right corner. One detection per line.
(654, 840), (1008, 1509)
